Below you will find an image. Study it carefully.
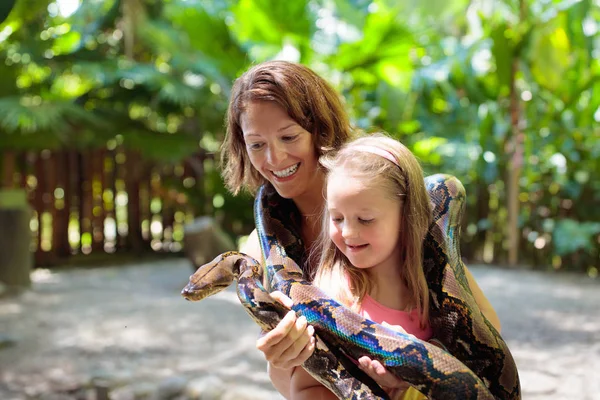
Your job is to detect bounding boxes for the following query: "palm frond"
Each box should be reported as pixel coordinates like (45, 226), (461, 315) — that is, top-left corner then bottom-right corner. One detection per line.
(0, 96), (108, 134)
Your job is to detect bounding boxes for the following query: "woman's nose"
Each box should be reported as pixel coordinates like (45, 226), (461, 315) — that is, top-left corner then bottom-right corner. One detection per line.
(266, 144), (285, 165)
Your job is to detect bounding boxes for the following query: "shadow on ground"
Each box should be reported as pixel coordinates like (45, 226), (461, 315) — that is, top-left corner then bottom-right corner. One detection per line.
(0, 259), (598, 400)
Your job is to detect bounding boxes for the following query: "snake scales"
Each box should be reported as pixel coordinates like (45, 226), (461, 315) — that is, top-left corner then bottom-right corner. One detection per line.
(182, 174), (521, 399)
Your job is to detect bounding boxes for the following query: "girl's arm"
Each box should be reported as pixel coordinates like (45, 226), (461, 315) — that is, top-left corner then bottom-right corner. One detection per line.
(290, 366), (338, 400)
(463, 266), (501, 332)
(242, 229), (316, 399)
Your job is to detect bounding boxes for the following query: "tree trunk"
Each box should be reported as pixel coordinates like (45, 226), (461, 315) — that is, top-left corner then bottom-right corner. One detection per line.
(506, 0), (526, 267)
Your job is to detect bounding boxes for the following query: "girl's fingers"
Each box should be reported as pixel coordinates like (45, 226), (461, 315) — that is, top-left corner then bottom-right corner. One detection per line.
(358, 356), (407, 389)
(270, 291), (294, 308)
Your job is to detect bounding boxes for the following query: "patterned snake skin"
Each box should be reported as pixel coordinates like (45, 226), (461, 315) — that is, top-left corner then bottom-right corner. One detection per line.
(182, 174), (520, 399)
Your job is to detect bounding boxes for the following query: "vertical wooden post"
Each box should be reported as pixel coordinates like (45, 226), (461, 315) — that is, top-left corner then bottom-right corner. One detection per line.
(105, 148), (118, 252)
(54, 151), (71, 259)
(91, 149), (105, 252)
(2, 150), (16, 188)
(33, 153), (45, 266)
(125, 150), (143, 253)
(79, 151), (93, 255)
(45, 150), (58, 265)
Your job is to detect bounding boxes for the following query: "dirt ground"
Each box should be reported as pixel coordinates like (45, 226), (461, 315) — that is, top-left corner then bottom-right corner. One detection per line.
(0, 258), (599, 400)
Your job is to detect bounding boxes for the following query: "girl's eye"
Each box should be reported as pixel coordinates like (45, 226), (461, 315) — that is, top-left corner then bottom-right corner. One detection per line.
(331, 216), (343, 223)
(359, 218), (374, 225)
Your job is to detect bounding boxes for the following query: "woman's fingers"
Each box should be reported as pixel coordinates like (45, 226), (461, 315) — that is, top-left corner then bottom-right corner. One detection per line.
(256, 310), (296, 349)
(293, 328), (316, 364)
(256, 310), (315, 369)
(278, 322), (315, 365)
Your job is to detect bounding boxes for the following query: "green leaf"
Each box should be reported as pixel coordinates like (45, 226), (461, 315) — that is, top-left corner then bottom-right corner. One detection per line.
(165, 2), (246, 85)
(0, 96), (106, 135)
(553, 219), (600, 256)
(121, 130), (199, 162)
(0, 0), (18, 26)
(231, 0), (312, 45)
(412, 136), (447, 165)
(529, 15), (572, 91)
(491, 23), (512, 94)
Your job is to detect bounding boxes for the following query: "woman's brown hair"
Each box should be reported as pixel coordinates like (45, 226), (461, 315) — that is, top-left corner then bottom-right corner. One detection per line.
(221, 61), (353, 195)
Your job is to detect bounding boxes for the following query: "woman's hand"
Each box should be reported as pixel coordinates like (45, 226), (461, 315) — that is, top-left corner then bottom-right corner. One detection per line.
(358, 323), (411, 397)
(256, 291), (316, 369)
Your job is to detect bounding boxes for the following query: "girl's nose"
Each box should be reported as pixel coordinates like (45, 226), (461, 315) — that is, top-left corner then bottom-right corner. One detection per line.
(342, 222), (358, 239)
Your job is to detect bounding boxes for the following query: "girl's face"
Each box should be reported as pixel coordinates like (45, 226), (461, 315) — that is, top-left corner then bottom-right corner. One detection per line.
(327, 170), (403, 273)
(241, 101), (321, 200)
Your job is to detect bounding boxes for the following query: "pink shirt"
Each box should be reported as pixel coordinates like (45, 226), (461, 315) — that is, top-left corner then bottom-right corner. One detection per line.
(358, 294), (433, 341)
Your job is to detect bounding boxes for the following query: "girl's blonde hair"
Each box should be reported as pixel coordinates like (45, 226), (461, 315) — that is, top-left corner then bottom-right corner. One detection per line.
(313, 133), (432, 328)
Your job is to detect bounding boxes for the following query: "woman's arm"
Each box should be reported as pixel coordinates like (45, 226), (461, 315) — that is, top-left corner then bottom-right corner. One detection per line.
(240, 228), (262, 258)
(290, 366), (338, 400)
(267, 363), (292, 399)
(243, 229), (316, 399)
(463, 266), (501, 332)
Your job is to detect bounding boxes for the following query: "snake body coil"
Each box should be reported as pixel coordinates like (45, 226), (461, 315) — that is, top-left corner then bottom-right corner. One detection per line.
(182, 174), (521, 399)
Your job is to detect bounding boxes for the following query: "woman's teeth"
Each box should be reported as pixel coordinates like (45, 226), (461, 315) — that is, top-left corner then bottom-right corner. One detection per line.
(272, 163), (299, 178)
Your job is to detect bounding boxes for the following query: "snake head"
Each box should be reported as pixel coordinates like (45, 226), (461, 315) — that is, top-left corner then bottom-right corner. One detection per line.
(181, 252), (239, 301)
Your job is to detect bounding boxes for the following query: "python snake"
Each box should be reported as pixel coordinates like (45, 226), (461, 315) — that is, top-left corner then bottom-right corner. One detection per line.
(182, 174), (521, 399)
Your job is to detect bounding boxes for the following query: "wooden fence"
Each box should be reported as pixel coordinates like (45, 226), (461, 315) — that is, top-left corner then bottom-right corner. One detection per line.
(1, 147), (215, 267)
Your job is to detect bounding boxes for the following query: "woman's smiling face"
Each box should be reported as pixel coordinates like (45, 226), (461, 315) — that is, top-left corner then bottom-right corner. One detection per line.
(241, 101), (321, 200)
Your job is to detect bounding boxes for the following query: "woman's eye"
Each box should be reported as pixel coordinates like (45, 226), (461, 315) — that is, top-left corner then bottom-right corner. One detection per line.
(331, 216), (343, 223)
(359, 218), (374, 224)
(282, 134), (299, 142)
(248, 142), (264, 150)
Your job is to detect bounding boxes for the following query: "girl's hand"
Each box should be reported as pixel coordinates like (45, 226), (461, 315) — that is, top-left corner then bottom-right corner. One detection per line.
(256, 291), (316, 369)
(357, 322), (413, 396)
(358, 356), (410, 397)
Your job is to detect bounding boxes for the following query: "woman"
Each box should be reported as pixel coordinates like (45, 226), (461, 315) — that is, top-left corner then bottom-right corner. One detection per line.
(221, 60), (354, 398)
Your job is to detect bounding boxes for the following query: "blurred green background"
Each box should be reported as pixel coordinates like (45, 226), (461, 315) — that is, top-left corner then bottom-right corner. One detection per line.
(0, 0), (598, 275)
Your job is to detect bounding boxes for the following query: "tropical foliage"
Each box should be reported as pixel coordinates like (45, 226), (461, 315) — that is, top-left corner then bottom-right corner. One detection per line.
(0, 0), (598, 274)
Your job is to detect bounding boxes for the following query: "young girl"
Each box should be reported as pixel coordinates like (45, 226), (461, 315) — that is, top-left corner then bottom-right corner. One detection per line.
(288, 134), (502, 400)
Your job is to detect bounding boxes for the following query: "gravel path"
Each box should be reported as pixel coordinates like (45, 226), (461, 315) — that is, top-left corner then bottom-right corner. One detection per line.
(0, 259), (598, 400)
